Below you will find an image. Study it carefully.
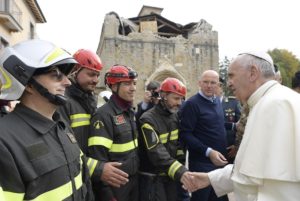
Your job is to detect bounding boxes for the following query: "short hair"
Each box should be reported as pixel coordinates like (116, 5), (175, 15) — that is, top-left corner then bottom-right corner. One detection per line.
(240, 54), (275, 78)
(292, 71), (300, 89)
(146, 80), (160, 91)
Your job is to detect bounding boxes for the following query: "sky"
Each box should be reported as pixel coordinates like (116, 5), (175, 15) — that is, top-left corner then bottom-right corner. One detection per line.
(36, 0), (300, 61)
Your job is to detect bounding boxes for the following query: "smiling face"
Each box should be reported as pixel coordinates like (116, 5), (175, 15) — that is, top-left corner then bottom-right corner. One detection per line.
(34, 67), (72, 97)
(112, 80), (137, 102)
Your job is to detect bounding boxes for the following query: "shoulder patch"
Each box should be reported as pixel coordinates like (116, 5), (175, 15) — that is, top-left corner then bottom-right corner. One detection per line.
(141, 123), (159, 150)
(93, 120), (104, 129)
(113, 114), (126, 125)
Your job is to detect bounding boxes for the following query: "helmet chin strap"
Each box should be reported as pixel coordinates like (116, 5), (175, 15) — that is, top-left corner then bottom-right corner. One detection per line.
(29, 79), (68, 105)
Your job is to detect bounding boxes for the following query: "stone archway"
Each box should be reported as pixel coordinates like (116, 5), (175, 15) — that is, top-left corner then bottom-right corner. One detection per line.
(145, 57), (186, 86)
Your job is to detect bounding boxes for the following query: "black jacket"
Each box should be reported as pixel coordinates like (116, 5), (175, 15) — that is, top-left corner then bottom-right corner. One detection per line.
(88, 97), (139, 176)
(0, 104), (94, 201)
(58, 83), (97, 154)
(139, 102), (187, 181)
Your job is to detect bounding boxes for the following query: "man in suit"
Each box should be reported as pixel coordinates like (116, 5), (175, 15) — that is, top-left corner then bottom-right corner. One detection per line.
(216, 78), (241, 163)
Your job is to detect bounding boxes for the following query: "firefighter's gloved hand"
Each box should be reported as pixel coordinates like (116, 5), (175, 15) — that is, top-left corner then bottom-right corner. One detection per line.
(101, 162), (129, 187)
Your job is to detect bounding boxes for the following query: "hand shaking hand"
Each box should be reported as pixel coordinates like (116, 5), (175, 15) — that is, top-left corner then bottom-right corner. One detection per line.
(182, 172), (210, 193)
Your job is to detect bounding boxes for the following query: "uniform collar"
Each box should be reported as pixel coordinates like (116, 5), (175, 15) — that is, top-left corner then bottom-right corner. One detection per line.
(111, 94), (132, 112)
(14, 104), (65, 134)
(108, 96), (134, 115)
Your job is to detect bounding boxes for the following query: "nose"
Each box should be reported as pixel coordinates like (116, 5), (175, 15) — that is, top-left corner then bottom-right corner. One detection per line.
(130, 83), (136, 91)
(92, 75), (99, 83)
(62, 76), (71, 87)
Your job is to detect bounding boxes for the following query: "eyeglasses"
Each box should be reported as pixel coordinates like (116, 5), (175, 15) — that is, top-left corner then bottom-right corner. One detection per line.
(46, 67), (65, 81)
(202, 80), (218, 86)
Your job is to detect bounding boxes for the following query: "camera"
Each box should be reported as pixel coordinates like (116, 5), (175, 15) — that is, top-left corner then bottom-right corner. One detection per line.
(151, 91), (160, 98)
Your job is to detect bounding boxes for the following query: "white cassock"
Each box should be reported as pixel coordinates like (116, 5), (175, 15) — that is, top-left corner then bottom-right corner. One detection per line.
(208, 80), (300, 201)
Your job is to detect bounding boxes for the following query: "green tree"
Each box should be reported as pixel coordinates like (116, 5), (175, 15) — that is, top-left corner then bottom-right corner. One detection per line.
(268, 49), (300, 87)
(219, 56), (231, 96)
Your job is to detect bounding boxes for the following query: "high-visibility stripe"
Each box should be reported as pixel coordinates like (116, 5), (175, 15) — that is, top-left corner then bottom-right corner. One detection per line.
(168, 161), (182, 179)
(176, 149), (184, 156)
(170, 129), (178, 140)
(109, 139), (138, 153)
(45, 47), (66, 64)
(0, 186), (4, 201)
(87, 158), (98, 176)
(159, 129), (179, 144)
(88, 136), (113, 149)
(88, 136), (138, 153)
(80, 150), (97, 177)
(0, 67), (12, 89)
(159, 133), (168, 144)
(71, 120), (90, 128)
(3, 190), (24, 201)
(70, 114), (91, 120)
(74, 171), (83, 190)
(70, 114), (91, 128)
(29, 171), (83, 201)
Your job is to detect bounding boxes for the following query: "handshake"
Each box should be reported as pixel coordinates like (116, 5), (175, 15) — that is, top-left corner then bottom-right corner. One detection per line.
(180, 171), (211, 193)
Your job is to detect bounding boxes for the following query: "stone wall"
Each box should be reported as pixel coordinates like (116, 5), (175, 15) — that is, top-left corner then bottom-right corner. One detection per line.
(96, 13), (219, 105)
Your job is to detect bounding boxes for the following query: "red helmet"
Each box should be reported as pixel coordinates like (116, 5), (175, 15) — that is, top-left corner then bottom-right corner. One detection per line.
(105, 65), (138, 85)
(73, 49), (103, 72)
(160, 77), (186, 97)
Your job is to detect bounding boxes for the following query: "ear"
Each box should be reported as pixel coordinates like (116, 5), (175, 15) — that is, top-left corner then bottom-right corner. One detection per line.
(198, 80), (201, 87)
(24, 83), (35, 94)
(111, 84), (118, 92)
(249, 65), (259, 82)
(160, 92), (167, 100)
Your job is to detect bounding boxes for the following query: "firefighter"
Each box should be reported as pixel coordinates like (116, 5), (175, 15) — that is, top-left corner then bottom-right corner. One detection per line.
(58, 50), (129, 193)
(58, 49), (103, 153)
(139, 77), (194, 201)
(216, 78), (241, 163)
(88, 65), (139, 201)
(0, 39), (100, 200)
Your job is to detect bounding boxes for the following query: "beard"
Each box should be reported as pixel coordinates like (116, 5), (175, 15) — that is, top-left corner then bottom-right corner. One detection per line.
(167, 106), (179, 114)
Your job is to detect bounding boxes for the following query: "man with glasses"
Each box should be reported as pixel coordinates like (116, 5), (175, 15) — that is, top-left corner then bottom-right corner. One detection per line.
(88, 65), (139, 201)
(179, 70), (228, 201)
(0, 39), (97, 200)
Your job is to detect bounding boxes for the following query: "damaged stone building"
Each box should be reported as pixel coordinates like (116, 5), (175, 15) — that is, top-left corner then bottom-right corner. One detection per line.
(96, 5), (219, 103)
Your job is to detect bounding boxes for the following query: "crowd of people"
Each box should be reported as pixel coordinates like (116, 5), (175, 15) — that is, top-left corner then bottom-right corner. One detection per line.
(0, 39), (300, 201)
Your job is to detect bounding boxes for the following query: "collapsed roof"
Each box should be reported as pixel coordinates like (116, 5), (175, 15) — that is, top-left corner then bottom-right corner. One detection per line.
(109, 5), (213, 39)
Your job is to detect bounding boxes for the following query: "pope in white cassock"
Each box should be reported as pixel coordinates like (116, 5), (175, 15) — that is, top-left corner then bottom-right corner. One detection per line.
(185, 51), (300, 201)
